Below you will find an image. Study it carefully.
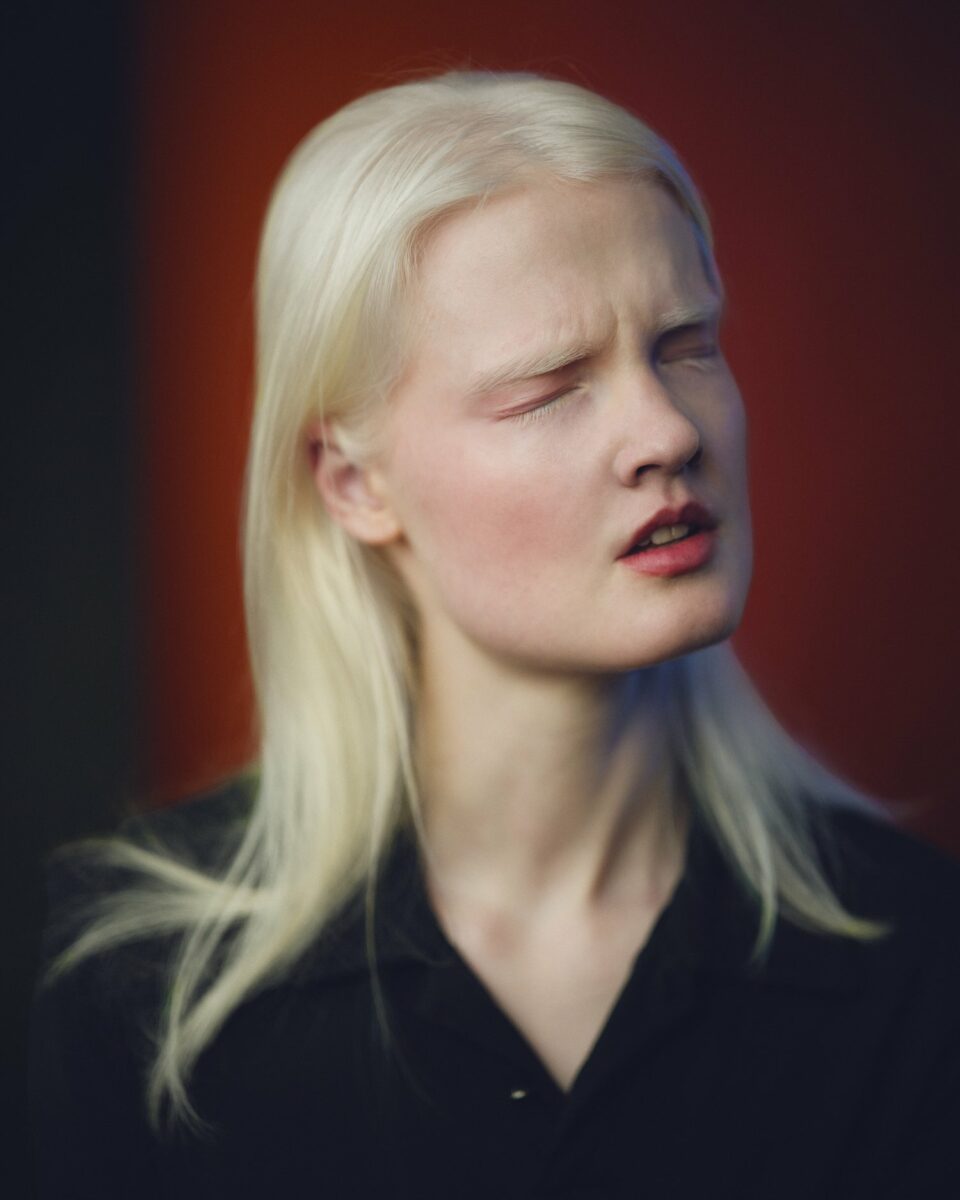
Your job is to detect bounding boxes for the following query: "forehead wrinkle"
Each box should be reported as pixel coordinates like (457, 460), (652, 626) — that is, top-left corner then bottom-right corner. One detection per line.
(465, 289), (722, 397)
(466, 339), (600, 396)
(465, 298), (616, 395)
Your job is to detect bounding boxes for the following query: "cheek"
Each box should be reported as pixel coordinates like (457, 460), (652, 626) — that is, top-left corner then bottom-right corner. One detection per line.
(704, 383), (748, 486)
(392, 429), (586, 589)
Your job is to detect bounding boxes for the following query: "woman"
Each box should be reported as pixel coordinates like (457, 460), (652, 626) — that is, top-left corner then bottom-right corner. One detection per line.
(31, 69), (960, 1198)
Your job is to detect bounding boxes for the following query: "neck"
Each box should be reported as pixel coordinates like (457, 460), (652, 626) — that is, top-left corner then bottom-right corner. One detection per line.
(413, 642), (690, 916)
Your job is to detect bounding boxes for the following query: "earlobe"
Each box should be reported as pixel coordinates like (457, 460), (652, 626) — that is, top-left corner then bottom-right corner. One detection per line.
(305, 418), (402, 546)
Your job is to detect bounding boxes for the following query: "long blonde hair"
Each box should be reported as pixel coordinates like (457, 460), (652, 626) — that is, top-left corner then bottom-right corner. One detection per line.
(49, 67), (899, 1132)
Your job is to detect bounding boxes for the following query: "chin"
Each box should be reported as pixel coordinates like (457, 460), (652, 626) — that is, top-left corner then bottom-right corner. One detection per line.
(621, 598), (744, 672)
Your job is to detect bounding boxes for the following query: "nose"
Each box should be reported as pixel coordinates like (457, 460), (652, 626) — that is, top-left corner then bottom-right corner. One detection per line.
(611, 368), (703, 485)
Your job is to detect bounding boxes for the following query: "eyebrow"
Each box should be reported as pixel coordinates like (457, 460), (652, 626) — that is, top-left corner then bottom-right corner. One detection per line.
(466, 341), (602, 396)
(466, 298), (724, 396)
(653, 297), (724, 336)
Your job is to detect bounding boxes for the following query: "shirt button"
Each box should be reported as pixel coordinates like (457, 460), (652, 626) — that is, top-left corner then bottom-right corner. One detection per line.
(509, 1087), (529, 1100)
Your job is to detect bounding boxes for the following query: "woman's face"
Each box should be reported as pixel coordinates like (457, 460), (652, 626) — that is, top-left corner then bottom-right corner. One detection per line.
(370, 175), (753, 675)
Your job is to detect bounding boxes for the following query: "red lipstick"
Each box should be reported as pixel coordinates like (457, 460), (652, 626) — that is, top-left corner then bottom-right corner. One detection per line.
(617, 499), (718, 578)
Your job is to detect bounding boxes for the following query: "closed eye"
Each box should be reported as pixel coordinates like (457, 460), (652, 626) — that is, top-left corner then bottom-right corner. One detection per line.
(508, 386), (581, 427)
(654, 321), (721, 368)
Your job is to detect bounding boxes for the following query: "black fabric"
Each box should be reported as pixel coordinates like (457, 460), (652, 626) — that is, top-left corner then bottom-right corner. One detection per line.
(29, 780), (960, 1198)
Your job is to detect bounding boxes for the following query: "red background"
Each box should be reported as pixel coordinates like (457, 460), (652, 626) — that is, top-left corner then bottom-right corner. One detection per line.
(134, 0), (960, 851)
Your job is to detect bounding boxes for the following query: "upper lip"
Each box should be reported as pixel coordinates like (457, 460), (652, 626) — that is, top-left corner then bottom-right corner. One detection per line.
(618, 499), (718, 557)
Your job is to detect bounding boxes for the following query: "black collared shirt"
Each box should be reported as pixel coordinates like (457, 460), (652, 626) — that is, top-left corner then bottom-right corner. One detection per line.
(30, 783), (960, 1198)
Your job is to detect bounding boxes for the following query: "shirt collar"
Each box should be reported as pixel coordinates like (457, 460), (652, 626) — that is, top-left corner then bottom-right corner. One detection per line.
(286, 806), (864, 996)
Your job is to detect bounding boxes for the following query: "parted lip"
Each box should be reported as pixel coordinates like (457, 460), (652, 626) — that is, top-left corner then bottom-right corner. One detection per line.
(618, 500), (718, 557)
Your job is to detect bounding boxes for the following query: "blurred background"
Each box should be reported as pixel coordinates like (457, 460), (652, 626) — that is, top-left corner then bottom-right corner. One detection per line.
(5, 0), (959, 1191)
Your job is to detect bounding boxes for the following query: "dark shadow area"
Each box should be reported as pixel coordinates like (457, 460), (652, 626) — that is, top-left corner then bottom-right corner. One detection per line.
(2, 2), (139, 1193)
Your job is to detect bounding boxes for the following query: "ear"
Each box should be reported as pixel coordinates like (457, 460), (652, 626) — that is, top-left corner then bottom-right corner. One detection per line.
(305, 418), (403, 546)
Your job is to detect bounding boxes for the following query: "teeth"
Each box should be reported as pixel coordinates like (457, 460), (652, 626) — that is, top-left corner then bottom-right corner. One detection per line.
(639, 523), (692, 549)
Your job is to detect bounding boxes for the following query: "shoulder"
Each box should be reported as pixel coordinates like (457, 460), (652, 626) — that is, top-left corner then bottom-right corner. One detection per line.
(804, 801), (960, 1000)
(33, 777), (259, 1093)
(39, 774), (257, 988)
(814, 805), (960, 1185)
(44, 775), (256, 906)
(115, 773), (257, 868)
(814, 801), (960, 926)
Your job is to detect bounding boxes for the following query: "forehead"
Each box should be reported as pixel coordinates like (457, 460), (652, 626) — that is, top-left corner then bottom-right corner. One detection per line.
(403, 177), (717, 391)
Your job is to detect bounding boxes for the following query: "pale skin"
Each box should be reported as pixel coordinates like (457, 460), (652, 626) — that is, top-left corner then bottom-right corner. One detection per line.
(310, 175), (753, 1091)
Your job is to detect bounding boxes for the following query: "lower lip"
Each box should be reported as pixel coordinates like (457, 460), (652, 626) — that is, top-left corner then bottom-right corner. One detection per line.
(619, 528), (717, 577)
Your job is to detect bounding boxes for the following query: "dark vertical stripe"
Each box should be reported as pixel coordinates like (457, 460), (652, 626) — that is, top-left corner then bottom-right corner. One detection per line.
(2, 2), (138, 1193)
